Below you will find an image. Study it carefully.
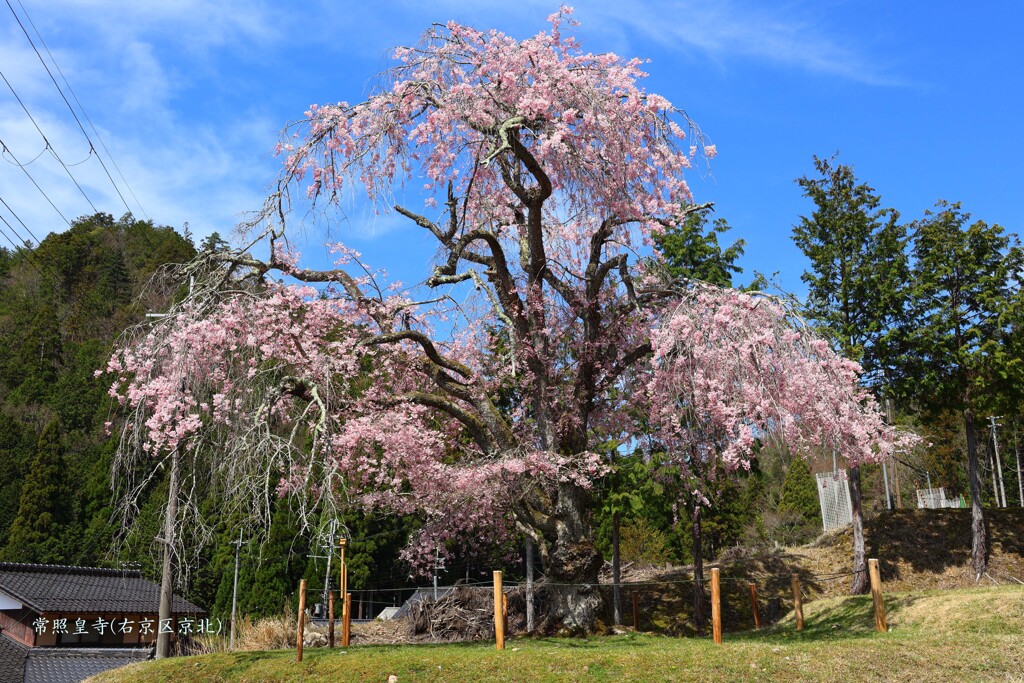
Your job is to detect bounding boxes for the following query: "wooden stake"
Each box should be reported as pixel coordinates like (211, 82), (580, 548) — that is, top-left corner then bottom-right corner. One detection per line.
(343, 593), (352, 646)
(502, 593), (509, 638)
(296, 579), (307, 663)
(493, 570), (505, 650)
(710, 568), (722, 644)
(791, 573), (804, 632)
(868, 558), (887, 632)
(749, 583), (761, 630)
(632, 590), (640, 631)
(328, 590), (335, 648)
(339, 538), (348, 646)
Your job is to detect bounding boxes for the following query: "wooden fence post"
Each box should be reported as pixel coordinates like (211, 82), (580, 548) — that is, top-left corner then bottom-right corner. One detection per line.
(710, 568), (722, 644)
(328, 590), (335, 648)
(790, 573), (804, 632)
(502, 593), (509, 638)
(296, 579), (307, 662)
(339, 539), (348, 646)
(493, 571), (505, 650)
(632, 590), (640, 631)
(749, 583), (761, 630)
(868, 558), (887, 632)
(343, 593), (352, 646)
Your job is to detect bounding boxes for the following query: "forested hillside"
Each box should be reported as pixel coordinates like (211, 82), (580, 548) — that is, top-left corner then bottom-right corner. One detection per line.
(0, 215), (425, 621)
(0, 212), (194, 567)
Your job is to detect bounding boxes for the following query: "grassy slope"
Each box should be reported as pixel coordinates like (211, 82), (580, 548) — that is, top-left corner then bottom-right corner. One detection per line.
(89, 586), (1024, 683)
(598, 508), (1024, 635)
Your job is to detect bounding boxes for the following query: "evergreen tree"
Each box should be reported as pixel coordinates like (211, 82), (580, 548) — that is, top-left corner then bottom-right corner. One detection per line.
(0, 212), (195, 573)
(2, 420), (66, 563)
(238, 500), (308, 618)
(793, 154), (908, 383)
(199, 232), (230, 253)
(652, 204), (746, 287)
(900, 201), (1023, 578)
(792, 154), (907, 593)
(778, 458), (821, 524)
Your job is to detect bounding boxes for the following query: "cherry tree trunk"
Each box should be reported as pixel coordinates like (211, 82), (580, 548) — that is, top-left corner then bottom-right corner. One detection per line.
(691, 504), (705, 633)
(965, 409), (989, 579)
(539, 482), (604, 633)
(848, 465), (868, 595)
(156, 445), (181, 659)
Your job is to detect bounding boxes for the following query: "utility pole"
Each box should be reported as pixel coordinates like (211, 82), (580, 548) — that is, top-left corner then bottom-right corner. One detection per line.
(881, 400), (894, 510)
(1014, 425), (1023, 507)
(988, 416), (1007, 508)
(308, 520), (339, 621)
(321, 520), (339, 608)
(432, 545), (445, 600)
(229, 531), (243, 650)
(525, 538), (535, 632)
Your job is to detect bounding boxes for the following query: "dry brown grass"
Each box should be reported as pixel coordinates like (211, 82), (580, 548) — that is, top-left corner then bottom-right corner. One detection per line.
(235, 613), (296, 651)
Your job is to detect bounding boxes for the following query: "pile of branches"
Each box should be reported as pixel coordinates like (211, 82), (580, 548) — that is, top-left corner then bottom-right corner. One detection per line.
(408, 583), (549, 642)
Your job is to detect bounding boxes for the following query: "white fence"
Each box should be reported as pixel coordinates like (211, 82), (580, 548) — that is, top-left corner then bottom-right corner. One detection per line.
(916, 487), (965, 509)
(816, 470), (853, 532)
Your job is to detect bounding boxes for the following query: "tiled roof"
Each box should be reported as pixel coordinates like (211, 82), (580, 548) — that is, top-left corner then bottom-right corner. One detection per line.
(0, 563), (203, 615)
(0, 633), (28, 682)
(24, 646), (150, 683)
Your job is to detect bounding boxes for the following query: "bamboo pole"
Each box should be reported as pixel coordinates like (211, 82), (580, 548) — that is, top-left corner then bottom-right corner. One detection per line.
(328, 590), (335, 648)
(791, 573), (804, 631)
(710, 568), (722, 644)
(296, 579), (307, 662)
(749, 583), (761, 630)
(868, 558), (887, 632)
(632, 590), (640, 631)
(343, 593), (352, 646)
(493, 571), (505, 650)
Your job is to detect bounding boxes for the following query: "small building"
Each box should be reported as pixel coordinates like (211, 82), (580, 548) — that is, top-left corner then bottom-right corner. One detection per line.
(0, 562), (207, 683)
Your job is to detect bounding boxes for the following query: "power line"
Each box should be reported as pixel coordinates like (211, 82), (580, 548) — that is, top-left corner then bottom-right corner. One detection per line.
(0, 68), (99, 214)
(5, 0), (142, 220)
(0, 137), (72, 227)
(0, 210), (60, 283)
(12, 0), (148, 219)
(0, 192), (48, 247)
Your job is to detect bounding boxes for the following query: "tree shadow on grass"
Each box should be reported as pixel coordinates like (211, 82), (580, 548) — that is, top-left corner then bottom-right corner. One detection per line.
(729, 592), (924, 646)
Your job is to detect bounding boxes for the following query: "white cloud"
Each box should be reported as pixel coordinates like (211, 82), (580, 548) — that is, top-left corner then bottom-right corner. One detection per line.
(383, 0), (902, 85)
(0, 0), (285, 246)
(0, 0), (904, 260)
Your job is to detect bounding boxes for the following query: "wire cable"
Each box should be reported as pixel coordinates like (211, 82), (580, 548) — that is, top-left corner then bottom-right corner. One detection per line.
(0, 137), (72, 227)
(13, 0), (147, 221)
(0, 69), (98, 214)
(5, 0), (140, 221)
(0, 210), (61, 283)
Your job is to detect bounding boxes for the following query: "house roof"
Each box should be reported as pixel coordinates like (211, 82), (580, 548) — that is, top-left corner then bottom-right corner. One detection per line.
(24, 646), (150, 683)
(0, 633), (28, 682)
(0, 563), (203, 616)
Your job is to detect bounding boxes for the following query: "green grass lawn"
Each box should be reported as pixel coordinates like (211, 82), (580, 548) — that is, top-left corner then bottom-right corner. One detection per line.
(89, 586), (1024, 682)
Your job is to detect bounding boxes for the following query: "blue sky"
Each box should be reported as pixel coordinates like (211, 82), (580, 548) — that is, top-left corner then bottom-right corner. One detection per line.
(1, 0), (1021, 297)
